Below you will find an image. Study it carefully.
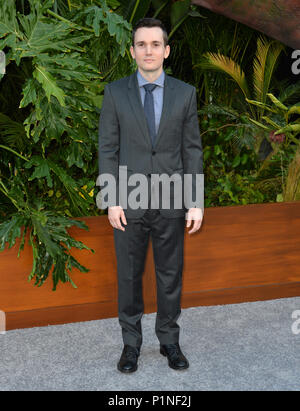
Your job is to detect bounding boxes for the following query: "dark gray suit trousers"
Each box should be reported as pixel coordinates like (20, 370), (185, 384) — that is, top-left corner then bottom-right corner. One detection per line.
(113, 206), (185, 349)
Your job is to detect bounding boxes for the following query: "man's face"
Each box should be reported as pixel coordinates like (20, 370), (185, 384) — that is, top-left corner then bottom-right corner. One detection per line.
(130, 27), (170, 73)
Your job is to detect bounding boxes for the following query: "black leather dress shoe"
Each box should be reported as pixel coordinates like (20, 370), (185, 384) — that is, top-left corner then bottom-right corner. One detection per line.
(160, 343), (189, 370)
(117, 345), (140, 373)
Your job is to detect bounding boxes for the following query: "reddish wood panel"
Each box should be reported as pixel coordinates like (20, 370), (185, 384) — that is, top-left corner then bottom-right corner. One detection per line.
(193, 0), (300, 49)
(0, 217), (117, 312)
(182, 201), (300, 292)
(1, 201), (300, 330)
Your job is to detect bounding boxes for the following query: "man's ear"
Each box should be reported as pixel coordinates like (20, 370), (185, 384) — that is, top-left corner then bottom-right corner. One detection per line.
(164, 45), (170, 59)
(130, 45), (135, 60)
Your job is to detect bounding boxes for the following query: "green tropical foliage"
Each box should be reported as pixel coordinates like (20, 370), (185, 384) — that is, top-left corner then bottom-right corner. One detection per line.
(246, 94), (300, 201)
(193, 32), (300, 204)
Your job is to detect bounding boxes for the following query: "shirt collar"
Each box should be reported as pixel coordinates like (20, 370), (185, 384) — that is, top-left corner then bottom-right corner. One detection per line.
(137, 69), (165, 88)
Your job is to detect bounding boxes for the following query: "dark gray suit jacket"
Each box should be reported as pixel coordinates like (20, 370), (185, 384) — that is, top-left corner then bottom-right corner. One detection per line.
(98, 69), (203, 218)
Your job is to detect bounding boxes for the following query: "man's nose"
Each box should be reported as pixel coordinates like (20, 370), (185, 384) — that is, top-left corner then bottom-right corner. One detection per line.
(145, 45), (152, 54)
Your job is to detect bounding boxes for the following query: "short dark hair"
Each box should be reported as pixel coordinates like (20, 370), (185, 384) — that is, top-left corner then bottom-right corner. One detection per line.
(132, 18), (168, 47)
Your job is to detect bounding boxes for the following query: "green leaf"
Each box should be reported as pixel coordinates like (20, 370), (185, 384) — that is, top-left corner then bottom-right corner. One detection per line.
(170, 0), (190, 28)
(188, 10), (206, 18)
(241, 153), (248, 165)
(28, 231), (38, 281)
(267, 93), (288, 111)
(214, 145), (221, 155)
(25, 156), (53, 187)
(232, 155), (241, 168)
(0, 214), (26, 251)
(33, 65), (65, 106)
(261, 116), (281, 129)
(245, 98), (277, 113)
(247, 117), (270, 130)
(288, 104), (300, 117)
(276, 193), (283, 202)
(47, 159), (93, 215)
(66, 142), (84, 168)
(31, 214), (61, 259)
(275, 124), (300, 135)
(75, 5), (131, 56)
(19, 78), (37, 108)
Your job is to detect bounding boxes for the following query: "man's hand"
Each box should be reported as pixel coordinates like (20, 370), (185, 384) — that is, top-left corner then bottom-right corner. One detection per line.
(108, 206), (127, 231)
(186, 208), (203, 234)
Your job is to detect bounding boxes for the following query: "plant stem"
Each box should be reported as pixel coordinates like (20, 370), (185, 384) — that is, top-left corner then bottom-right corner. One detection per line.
(0, 145), (29, 161)
(168, 15), (189, 41)
(129, 0), (140, 24)
(153, 0), (169, 18)
(46, 9), (94, 33)
(0, 181), (22, 211)
(200, 123), (239, 136)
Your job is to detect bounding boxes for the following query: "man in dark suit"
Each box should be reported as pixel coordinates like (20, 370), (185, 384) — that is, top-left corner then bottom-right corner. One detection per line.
(98, 17), (203, 373)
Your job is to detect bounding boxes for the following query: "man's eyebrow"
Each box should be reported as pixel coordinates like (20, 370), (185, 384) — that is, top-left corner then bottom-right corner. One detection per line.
(136, 40), (162, 44)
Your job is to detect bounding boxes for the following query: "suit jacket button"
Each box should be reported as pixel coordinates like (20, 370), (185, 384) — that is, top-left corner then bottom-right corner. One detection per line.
(152, 150), (156, 155)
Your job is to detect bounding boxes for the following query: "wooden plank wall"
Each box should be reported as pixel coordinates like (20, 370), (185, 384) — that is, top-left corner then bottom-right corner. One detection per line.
(1, 201), (300, 330)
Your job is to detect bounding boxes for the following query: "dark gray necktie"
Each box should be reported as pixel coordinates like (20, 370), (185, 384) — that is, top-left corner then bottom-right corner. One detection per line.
(143, 83), (157, 146)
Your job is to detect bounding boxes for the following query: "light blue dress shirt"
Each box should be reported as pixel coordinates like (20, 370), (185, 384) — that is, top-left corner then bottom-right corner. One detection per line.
(137, 69), (165, 135)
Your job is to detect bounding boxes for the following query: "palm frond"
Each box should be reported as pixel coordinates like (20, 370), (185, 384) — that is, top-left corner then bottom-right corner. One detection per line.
(198, 52), (250, 99)
(253, 36), (284, 104)
(279, 80), (300, 104)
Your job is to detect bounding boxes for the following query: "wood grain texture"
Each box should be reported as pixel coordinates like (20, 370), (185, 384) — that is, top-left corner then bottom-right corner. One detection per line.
(1, 201), (300, 330)
(192, 0), (300, 49)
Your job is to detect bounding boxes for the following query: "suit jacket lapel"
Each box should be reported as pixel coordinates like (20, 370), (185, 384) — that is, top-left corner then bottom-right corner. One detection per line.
(127, 69), (176, 149)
